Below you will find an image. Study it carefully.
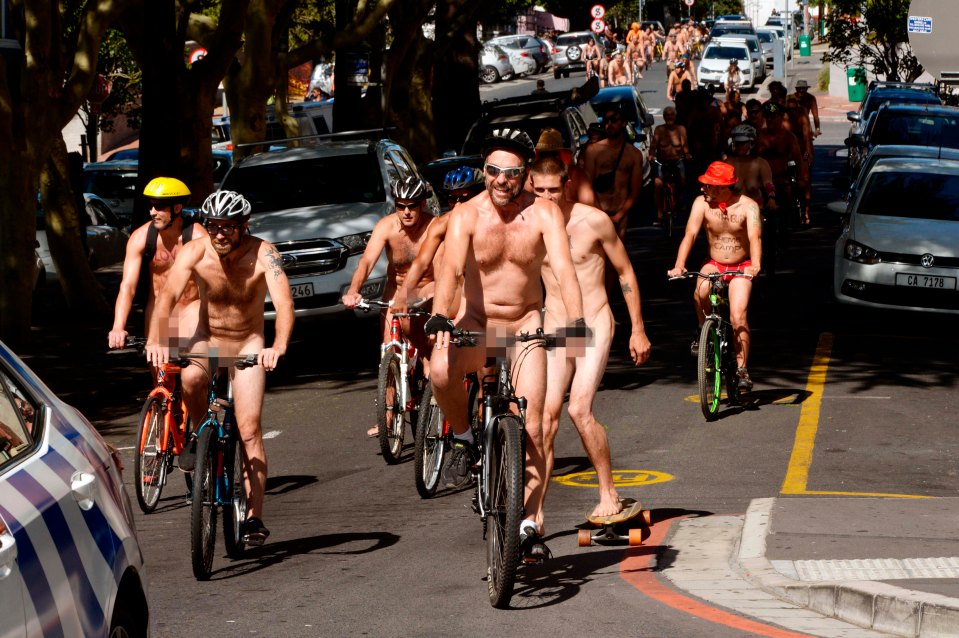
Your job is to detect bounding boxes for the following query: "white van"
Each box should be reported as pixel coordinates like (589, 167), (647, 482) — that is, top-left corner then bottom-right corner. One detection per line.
(698, 42), (755, 91)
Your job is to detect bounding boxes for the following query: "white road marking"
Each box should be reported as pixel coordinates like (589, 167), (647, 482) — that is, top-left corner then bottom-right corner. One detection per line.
(263, 430), (282, 439)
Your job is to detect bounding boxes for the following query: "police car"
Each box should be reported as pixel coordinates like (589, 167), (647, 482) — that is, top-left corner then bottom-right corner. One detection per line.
(0, 341), (150, 637)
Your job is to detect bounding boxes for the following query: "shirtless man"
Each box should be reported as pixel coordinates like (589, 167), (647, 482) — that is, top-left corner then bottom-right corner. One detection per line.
(792, 79), (821, 138)
(607, 52), (631, 86)
(757, 101), (808, 224)
(527, 128), (595, 206)
(146, 190), (295, 546)
(625, 35), (644, 80)
(667, 162), (761, 391)
(662, 33), (683, 75)
(583, 105), (644, 238)
(786, 96), (814, 225)
(426, 128), (586, 560)
(342, 176), (437, 434)
(666, 60), (686, 102)
(531, 156), (651, 520)
(650, 106), (691, 226)
(109, 177), (208, 421)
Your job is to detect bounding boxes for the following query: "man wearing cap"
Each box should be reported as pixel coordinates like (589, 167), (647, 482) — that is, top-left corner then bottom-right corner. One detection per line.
(791, 79), (821, 138)
(426, 128), (586, 561)
(583, 105), (644, 239)
(529, 128), (595, 206)
(757, 101), (808, 224)
(667, 161), (762, 392)
(531, 155), (651, 522)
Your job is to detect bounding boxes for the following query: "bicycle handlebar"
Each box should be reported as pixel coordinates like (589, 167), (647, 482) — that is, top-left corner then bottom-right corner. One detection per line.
(669, 270), (749, 281)
(450, 329), (558, 349)
(356, 297), (429, 318)
(178, 353), (260, 370)
(108, 336), (192, 367)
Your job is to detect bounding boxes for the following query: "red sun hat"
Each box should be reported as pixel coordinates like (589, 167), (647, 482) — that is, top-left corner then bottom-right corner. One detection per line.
(698, 161), (738, 186)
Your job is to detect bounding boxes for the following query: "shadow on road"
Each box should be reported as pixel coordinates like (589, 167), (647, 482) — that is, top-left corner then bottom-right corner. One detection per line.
(265, 474), (319, 496)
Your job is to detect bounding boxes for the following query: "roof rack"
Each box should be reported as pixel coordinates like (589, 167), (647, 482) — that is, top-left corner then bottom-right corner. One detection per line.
(867, 80), (936, 91)
(233, 127), (395, 149)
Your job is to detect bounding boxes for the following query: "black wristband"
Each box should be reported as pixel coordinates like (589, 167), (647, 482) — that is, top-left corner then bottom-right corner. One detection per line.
(424, 314), (455, 336)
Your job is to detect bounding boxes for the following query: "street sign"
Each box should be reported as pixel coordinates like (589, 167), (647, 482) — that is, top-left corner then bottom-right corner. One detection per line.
(684, 0), (695, 6)
(590, 4), (606, 19)
(591, 19), (606, 34)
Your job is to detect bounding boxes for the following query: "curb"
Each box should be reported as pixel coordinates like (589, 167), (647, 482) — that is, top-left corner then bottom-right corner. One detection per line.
(737, 498), (959, 638)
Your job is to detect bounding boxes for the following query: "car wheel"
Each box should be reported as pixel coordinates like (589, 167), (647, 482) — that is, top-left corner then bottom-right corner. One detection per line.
(566, 45), (582, 62)
(481, 66), (499, 84)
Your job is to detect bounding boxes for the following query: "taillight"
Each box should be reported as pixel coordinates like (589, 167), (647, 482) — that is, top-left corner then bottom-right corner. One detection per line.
(520, 51), (530, 57)
(552, 47), (558, 54)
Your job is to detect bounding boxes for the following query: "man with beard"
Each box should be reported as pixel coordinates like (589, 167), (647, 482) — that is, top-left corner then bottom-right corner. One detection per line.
(667, 162), (762, 392)
(147, 190), (295, 546)
(426, 128), (586, 561)
(583, 105), (644, 238)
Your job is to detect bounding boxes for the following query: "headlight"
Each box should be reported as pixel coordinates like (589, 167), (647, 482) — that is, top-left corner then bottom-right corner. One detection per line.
(843, 240), (880, 264)
(338, 232), (372, 256)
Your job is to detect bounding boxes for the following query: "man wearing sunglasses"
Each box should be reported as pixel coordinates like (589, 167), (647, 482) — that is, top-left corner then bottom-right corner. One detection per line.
(426, 128), (586, 562)
(147, 190), (295, 546)
(109, 177), (207, 352)
(583, 105), (644, 239)
(532, 155), (651, 523)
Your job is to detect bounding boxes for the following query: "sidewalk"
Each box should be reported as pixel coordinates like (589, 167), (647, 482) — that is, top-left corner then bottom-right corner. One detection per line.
(755, 42), (859, 123)
(661, 498), (959, 637)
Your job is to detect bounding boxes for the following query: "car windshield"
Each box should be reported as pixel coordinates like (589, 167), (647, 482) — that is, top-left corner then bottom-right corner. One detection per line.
(864, 93), (940, 120)
(705, 46), (749, 61)
(591, 99), (640, 125)
(464, 116), (569, 155)
(756, 31), (774, 43)
(557, 34), (592, 46)
(858, 170), (959, 221)
(222, 154), (385, 213)
(82, 170), (138, 200)
(872, 113), (959, 148)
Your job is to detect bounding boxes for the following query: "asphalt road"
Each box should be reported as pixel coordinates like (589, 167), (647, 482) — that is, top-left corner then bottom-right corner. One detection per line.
(22, 60), (959, 637)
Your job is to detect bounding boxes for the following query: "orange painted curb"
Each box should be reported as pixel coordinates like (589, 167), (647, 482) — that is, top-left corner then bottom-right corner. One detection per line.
(619, 517), (813, 638)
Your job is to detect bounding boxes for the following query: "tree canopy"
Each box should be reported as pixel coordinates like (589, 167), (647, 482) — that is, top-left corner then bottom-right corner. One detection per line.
(822, 0), (923, 82)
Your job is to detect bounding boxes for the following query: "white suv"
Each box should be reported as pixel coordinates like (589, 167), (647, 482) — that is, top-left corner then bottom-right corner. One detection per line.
(698, 42), (755, 91)
(218, 139), (439, 319)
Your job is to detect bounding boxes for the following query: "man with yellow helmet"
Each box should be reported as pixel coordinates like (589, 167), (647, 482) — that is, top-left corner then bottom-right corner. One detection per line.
(109, 177), (208, 412)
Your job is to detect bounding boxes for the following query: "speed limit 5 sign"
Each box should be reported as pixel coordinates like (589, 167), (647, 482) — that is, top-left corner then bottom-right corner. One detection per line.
(591, 19), (606, 34)
(590, 4), (606, 19)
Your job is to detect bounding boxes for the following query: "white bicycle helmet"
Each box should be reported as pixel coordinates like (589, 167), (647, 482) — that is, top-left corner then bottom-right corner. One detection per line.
(200, 190), (252, 220)
(481, 128), (536, 162)
(392, 176), (431, 201)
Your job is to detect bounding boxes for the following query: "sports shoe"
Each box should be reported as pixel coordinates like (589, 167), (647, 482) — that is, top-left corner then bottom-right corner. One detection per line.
(520, 525), (552, 564)
(690, 338), (699, 356)
(736, 367), (754, 392)
(442, 440), (478, 488)
(241, 517), (271, 547)
(178, 438), (196, 471)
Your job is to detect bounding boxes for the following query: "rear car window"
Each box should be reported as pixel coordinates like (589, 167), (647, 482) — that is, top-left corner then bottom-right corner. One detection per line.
(0, 369), (38, 466)
(223, 153), (386, 212)
(82, 170), (138, 200)
(863, 92), (941, 120)
(873, 114), (959, 148)
(557, 34), (592, 46)
(859, 171), (959, 221)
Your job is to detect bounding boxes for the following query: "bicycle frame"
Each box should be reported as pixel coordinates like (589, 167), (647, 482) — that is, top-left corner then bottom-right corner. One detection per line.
(141, 363), (189, 459)
(380, 314), (420, 415)
(193, 370), (240, 508)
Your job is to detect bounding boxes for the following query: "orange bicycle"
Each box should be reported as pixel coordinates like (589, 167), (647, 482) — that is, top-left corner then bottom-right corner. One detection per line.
(121, 337), (197, 513)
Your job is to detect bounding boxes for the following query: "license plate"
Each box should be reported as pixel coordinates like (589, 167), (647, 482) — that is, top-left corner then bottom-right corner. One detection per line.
(290, 282), (315, 298)
(895, 273), (957, 290)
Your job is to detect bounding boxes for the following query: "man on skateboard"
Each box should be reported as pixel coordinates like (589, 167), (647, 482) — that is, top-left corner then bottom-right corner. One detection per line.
(531, 155), (651, 523)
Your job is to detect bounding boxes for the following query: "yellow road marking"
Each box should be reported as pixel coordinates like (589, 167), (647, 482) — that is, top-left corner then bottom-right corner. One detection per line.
(553, 469), (674, 488)
(780, 333), (930, 500)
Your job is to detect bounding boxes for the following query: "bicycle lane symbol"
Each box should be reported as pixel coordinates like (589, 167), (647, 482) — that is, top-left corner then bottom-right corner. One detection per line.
(553, 469), (674, 488)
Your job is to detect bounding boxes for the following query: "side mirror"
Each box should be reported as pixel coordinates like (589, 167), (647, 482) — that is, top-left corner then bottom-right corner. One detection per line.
(847, 111), (861, 123)
(844, 134), (865, 148)
(826, 200), (848, 215)
(633, 132), (648, 144)
(643, 112), (655, 127)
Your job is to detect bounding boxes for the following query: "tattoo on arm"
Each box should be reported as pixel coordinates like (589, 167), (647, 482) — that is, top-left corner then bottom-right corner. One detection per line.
(621, 282), (633, 294)
(265, 247), (284, 279)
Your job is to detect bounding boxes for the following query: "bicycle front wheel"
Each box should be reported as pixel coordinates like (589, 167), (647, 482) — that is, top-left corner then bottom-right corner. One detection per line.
(698, 319), (722, 421)
(190, 427), (218, 580)
(376, 353), (405, 464)
(413, 383), (446, 498)
(134, 396), (166, 513)
(486, 415), (524, 609)
(223, 436), (248, 559)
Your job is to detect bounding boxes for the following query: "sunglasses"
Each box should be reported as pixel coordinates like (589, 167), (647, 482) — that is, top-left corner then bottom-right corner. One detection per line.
(206, 222), (241, 237)
(484, 163), (526, 179)
(149, 200), (173, 210)
(747, 110), (762, 115)
(395, 201), (422, 211)
(605, 116), (623, 124)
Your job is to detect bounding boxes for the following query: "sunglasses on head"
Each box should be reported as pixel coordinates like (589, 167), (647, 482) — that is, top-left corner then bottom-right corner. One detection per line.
(484, 163), (526, 179)
(206, 222), (241, 237)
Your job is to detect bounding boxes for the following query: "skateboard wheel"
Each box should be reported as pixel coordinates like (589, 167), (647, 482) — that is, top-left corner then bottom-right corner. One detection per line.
(577, 529), (593, 547)
(642, 510), (652, 526)
(628, 528), (643, 546)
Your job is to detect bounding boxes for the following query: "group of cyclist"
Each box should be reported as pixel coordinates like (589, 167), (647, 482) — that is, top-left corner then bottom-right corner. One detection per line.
(109, 179), (294, 546)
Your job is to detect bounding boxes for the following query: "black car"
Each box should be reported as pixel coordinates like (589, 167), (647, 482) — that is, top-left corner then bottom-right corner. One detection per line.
(418, 154), (484, 211)
(589, 86), (655, 184)
(845, 102), (959, 177)
(845, 82), (941, 164)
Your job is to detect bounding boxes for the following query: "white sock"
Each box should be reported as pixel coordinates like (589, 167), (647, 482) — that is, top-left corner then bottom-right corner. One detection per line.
(520, 519), (538, 539)
(453, 430), (474, 444)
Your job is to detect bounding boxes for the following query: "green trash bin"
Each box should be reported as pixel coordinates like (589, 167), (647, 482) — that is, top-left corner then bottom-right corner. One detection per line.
(799, 35), (811, 57)
(847, 67), (867, 102)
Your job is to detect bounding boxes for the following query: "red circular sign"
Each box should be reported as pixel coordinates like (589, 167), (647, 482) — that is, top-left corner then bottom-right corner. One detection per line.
(591, 4), (606, 19)
(88, 74), (111, 104)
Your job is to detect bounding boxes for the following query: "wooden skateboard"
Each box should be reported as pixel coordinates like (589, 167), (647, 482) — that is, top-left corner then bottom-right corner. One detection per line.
(577, 498), (651, 547)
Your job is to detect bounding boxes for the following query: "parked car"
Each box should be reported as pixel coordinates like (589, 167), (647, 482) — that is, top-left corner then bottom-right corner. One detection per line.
(461, 90), (599, 162)
(765, 14), (797, 47)
(81, 159), (138, 224)
(418, 154), (484, 211)
(589, 85), (655, 183)
(846, 82), (941, 146)
(760, 24), (793, 59)
(707, 21), (755, 43)
(0, 340), (151, 636)
(845, 102), (959, 176)
(551, 31), (605, 79)
(217, 138), (439, 320)
(834, 157), (959, 314)
(755, 28), (783, 67)
(480, 44), (514, 84)
(712, 34), (766, 82)
(35, 193), (130, 281)
(698, 42), (755, 91)
(486, 35), (550, 74)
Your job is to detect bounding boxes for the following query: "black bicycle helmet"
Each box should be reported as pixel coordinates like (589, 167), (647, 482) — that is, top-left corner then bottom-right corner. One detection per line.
(443, 166), (484, 191)
(730, 124), (757, 143)
(200, 190), (252, 220)
(481, 128), (536, 163)
(392, 176), (431, 201)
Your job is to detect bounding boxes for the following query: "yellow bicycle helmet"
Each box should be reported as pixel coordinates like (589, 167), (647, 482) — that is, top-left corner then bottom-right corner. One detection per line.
(143, 177), (191, 200)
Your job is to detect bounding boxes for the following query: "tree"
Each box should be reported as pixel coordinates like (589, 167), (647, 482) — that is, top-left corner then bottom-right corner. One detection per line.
(0, 0), (132, 346)
(822, 0), (923, 82)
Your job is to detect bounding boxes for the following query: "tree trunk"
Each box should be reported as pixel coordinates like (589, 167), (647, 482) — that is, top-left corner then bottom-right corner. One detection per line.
(433, 3), (482, 155)
(39, 137), (110, 319)
(0, 162), (37, 348)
